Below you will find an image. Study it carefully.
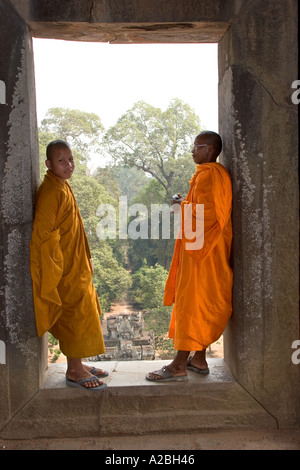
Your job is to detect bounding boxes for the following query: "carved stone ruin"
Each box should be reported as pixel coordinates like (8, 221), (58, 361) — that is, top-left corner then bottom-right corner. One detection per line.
(89, 312), (155, 361)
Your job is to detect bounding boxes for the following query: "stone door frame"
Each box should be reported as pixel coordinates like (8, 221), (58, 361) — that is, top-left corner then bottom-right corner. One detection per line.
(0, 0), (298, 430)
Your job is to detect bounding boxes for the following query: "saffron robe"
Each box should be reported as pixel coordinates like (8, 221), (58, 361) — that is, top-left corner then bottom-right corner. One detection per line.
(30, 170), (105, 358)
(164, 162), (233, 351)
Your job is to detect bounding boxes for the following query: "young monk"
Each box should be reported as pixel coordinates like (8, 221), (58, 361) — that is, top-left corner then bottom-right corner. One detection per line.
(30, 140), (107, 390)
(146, 131), (233, 382)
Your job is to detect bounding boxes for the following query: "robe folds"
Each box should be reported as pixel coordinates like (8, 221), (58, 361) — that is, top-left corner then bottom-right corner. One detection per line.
(164, 162), (233, 351)
(30, 170), (105, 358)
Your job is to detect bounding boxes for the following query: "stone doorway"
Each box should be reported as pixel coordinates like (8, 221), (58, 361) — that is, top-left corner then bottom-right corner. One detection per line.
(32, 39), (220, 366)
(0, 0), (298, 432)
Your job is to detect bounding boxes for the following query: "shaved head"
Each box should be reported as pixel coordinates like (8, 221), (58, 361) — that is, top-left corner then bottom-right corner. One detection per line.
(196, 131), (222, 158)
(46, 140), (71, 161)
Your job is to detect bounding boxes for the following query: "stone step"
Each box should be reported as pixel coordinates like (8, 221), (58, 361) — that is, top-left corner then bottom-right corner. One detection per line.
(0, 359), (277, 439)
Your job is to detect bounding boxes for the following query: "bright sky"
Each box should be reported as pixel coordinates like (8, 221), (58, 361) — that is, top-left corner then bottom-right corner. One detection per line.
(32, 39), (218, 167)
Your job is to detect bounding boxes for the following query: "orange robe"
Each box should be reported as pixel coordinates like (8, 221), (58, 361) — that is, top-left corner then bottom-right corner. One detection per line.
(164, 162), (233, 351)
(30, 170), (105, 358)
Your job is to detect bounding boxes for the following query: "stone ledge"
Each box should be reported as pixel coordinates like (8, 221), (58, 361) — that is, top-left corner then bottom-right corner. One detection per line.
(42, 358), (232, 388)
(0, 359), (277, 439)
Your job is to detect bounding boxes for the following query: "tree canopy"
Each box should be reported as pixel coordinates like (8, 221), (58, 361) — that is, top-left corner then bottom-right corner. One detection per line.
(102, 98), (201, 200)
(40, 107), (104, 163)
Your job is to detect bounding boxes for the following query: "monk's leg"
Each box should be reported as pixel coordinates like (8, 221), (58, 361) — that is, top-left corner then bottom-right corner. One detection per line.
(166, 350), (190, 375)
(147, 350), (190, 380)
(66, 357), (104, 388)
(82, 364), (108, 377)
(147, 348), (210, 380)
(188, 349), (208, 370)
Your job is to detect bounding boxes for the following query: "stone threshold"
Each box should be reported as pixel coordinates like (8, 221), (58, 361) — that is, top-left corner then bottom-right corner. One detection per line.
(42, 357), (231, 388)
(0, 359), (277, 440)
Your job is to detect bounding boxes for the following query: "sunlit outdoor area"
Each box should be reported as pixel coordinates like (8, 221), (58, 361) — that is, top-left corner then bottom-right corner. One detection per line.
(32, 39), (222, 364)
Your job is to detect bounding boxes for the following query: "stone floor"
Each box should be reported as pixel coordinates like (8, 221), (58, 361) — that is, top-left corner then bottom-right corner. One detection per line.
(1, 358), (299, 450)
(42, 357), (232, 388)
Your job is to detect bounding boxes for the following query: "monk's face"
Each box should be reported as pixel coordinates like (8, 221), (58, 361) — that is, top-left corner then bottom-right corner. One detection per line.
(46, 147), (75, 181)
(192, 136), (213, 165)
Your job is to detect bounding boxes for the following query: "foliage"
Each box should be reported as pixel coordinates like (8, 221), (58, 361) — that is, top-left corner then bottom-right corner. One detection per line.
(130, 262), (169, 309)
(112, 166), (150, 204)
(92, 166), (122, 201)
(126, 176), (177, 270)
(69, 170), (116, 244)
(40, 107), (105, 163)
(91, 242), (132, 313)
(103, 98), (201, 201)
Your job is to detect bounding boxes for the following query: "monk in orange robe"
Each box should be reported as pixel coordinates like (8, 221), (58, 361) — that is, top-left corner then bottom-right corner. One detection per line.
(30, 140), (107, 390)
(146, 131), (232, 381)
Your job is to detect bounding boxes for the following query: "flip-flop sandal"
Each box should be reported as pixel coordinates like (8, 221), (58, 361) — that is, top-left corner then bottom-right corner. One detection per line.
(66, 375), (107, 391)
(89, 367), (109, 378)
(145, 365), (188, 382)
(187, 357), (209, 375)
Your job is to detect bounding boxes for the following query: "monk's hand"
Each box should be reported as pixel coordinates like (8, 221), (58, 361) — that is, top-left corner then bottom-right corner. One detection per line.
(171, 193), (184, 205)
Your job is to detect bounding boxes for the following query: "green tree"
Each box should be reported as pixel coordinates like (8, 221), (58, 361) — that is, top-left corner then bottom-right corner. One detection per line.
(130, 262), (169, 310)
(93, 166), (122, 201)
(126, 178), (171, 271)
(92, 242), (132, 312)
(102, 99), (201, 270)
(103, 98), (201, 201)
(69, 171), (116, 244)
(40, 107), (104, 164)
(112, 166), (150, 204)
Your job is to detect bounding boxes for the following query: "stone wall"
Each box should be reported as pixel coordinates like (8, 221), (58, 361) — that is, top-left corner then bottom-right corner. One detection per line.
(0, 0), (45, 431)
(218, 0), (299, 427)
(0, 0), (299, 431)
